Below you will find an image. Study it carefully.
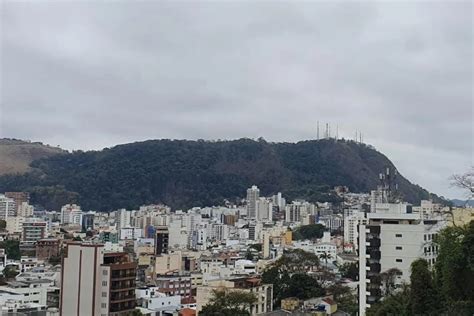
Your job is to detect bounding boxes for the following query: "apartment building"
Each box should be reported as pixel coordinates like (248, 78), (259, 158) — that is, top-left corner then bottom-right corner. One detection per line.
(60, 242), (137, 316)
(358, 203), (446, 315)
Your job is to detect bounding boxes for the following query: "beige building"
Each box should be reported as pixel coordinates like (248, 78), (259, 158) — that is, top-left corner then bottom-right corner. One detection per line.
(154, 252), (182, 275)
(60, 242), (137, 316)
(196, 277), (273, 315)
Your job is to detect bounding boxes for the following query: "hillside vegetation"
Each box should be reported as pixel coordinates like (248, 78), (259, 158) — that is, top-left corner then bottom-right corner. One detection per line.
(0, 138), (441, 211)
(0, 139), (65, 175)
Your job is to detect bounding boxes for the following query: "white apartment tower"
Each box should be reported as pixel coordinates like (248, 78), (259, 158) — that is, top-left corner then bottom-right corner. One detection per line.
(256, 198), (273, 222)
(60, 204), (83, 225)
(358, 203), (446, 315)
(116, 208), (132, 230)
(246, 185), (260, 219)
(0, 194), (16, 220)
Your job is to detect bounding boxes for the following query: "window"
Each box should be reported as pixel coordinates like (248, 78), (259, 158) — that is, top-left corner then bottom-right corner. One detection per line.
(396, 246), (402, 250)
(102, 281), (107, 286)
(101, 303), (107, 308)
(102, 292), (107, 298)
(102, 270), (108, 275)
(396, 259), (403, 262)
(424, 235), (427, 241)
(395, 234), (402, 238)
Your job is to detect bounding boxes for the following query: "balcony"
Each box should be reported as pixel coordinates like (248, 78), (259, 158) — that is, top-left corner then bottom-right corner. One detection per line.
(366, 238), (381, 248)
(110, 294), (136, 303)
(368, 225), (381, 234)
(366, 250), (381, 260)
(366, 263), (381, 273)
(110, 301), (135, 313)
(110, 281), (136, 292)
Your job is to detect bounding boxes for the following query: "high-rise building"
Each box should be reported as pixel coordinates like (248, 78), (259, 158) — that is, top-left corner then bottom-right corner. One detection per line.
(21, 218), (47, 253)
(60, 204), (83, 225)
(155, 226), (169, 255)
(5, 192), (29, 212)
(116, 209), (131, 230)
(60, 243), (137, 316)
(0, 194), (16, 220)
(82, 212), (95, 232)
(358, 203), (446, 315)
(256, 198), (273, 222)
(246, 185), (260, 219)
(17, 202), (34, 217)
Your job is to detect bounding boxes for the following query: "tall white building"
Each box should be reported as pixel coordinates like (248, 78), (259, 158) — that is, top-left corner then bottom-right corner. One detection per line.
(358, 203), (446, 315)
(60, 204), (83, 225)
(116, 208), (131, 230)
(0, 194), (16, 220)
(256, 198), (273, 222)
(272, 192), (286, 210)
(246, 185), (260, 219)
(17, 202), (34, 217)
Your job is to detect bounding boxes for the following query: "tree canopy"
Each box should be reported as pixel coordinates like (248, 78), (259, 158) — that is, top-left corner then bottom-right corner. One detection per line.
(200, 289), (257, 316)
(0, 240), (20, 260)
(293, 224), (325, 240)
(0, 139), (444, 211)
(262, 249), (323, 307)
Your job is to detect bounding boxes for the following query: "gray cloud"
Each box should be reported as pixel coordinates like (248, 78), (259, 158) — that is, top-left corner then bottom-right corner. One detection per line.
(1, 1), (472, 199)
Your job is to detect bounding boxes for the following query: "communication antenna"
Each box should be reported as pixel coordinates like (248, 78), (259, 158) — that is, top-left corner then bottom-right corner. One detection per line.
(317, 121), (320, 140)
(336, 125), (339, 140)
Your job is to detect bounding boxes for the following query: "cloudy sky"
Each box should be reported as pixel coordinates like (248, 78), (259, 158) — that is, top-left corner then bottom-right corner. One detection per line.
(0, 1), (472, 199)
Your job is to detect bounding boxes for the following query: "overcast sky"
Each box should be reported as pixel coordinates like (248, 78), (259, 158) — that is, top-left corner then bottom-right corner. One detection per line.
(0, 1), (472, 199)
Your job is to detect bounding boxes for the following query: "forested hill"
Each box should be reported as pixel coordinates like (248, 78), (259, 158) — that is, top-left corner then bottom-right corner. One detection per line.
(0, 138), (65, 175)
(0, 138), (442, 211)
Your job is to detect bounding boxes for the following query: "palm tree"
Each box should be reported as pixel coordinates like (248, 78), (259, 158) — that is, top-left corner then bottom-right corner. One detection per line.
(320, 251), (332, 267)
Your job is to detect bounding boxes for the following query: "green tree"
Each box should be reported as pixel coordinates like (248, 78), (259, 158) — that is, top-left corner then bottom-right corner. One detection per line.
(319, 251), (332, 267)
(200, 289), (257, 316)
(3, 265), (19, 279)
(338, 262), (358, 280)
(293, 224), (325, 240)
(435, 221), (474, 314)
(380, 268), (401, 296)
(0, 240), (21, 260)
(410, 259), (439, 315)
(0, 220), (6, 230)
(286, 273), (325, 300)
(262, 249), (322, 307)
(274, 249), (319, 273)
(366, 284), (411, 316)
(326, 284), (358, 315)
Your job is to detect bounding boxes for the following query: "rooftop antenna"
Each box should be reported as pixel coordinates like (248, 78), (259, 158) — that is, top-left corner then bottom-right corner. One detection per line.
(317, 121), (320, 140)
(326, 123), (329, 139)
(329, 124), (331, 139)
(336, 124), (339, 140)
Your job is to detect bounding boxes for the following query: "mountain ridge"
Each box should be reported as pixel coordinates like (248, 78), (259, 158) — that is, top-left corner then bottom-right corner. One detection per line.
(0, 138), (446, 211)
(0, 138), (66, 175)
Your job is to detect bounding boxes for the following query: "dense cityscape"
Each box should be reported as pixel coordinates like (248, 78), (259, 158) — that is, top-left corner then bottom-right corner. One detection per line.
(2, 1), (472, 315)
(0, 166), (472, 315)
